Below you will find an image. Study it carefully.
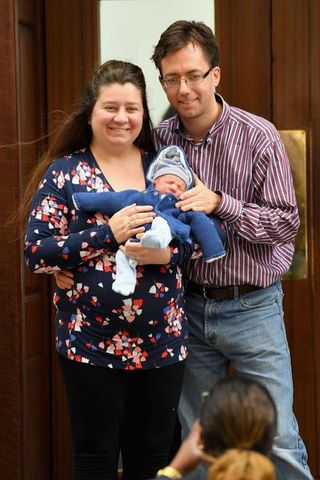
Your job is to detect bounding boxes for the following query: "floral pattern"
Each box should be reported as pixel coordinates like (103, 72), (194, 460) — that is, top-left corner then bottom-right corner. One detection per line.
(25, 148), (189, 369)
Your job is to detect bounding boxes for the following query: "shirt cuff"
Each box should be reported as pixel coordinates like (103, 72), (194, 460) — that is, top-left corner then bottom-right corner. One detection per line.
(214, 191), (242, 223)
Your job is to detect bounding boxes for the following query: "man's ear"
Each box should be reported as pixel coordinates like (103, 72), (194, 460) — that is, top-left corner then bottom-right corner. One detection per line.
(159, 75), (166, 91)
(212, 66), (221, 88)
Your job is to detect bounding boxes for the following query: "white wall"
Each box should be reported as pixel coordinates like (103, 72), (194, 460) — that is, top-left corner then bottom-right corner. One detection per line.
(100, 0), (215, 126)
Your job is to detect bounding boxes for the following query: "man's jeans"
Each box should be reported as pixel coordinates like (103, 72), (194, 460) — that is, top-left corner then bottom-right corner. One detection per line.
(179, 281), (313, 480)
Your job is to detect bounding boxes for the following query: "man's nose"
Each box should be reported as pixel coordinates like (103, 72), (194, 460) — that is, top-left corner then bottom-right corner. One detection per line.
(178, 78), (191, 92)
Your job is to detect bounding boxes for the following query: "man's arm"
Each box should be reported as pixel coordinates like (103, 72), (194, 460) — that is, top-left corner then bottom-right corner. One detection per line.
(176, 141), (299, 246)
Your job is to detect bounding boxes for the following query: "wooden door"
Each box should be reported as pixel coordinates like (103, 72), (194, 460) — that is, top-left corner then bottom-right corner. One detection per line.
(0, 0), (51, 478)
(215, 1), (319, 477)
(0, 1), (98, 479)
(18, 2), (52, 479)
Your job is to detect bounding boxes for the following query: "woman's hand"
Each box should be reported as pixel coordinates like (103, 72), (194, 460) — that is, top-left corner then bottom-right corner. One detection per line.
(122, 239), (171, 265)
(109, 204), (155, 244)
(169, 421), (204, 476)
(175, 174), (222, 214)
(54, 270), (74, 289)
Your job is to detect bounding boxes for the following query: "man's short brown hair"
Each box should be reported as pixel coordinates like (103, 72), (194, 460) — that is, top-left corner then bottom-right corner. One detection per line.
(151, 20), (220, 74)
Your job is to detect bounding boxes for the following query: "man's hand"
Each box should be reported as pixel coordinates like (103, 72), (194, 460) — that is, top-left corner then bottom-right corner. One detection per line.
(54, 270), (74, 289)
(175, 174), (222, 214)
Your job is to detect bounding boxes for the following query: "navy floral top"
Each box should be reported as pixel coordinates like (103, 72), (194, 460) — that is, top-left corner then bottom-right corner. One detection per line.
(25, 148), (190, 370)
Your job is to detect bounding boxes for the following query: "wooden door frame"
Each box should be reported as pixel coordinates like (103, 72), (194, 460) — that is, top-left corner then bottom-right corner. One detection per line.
(0, 1), (23, 477)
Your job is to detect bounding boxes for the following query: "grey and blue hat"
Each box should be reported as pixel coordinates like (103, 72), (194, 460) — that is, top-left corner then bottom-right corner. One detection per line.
(147, 145), (194, 190)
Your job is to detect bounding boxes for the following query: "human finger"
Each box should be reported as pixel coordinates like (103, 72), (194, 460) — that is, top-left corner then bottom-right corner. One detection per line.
(119, 203), (154, 216)
(54, 270), (74, 289)
(193, 173), (203, 186)
(179, 175), (204, 199)
(124, 241), (170, 265)
(176, 188), (221, 214)
(127, 211), (155, 230)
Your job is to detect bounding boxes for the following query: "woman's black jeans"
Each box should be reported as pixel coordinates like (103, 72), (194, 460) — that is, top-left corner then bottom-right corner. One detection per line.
(58, 354), (185, 480)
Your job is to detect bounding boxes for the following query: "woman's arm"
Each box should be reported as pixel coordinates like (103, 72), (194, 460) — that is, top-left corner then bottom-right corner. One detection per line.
(25, 160), (154, 273)
(24, 168), (117, 273)
(54, 239), (193, 289)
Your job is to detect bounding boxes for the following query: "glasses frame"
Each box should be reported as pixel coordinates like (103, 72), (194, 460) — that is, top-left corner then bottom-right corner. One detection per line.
(161, 66), (214, 89)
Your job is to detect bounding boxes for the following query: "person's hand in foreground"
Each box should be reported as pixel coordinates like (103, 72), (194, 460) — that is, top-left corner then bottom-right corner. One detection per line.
(167, 421), (203, 476)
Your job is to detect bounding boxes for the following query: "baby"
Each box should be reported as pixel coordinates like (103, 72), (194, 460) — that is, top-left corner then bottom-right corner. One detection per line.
(73, 146), (226, 295)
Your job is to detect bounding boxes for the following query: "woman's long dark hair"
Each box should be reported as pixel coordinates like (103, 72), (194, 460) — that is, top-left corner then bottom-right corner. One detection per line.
(20, 60), (155, 226)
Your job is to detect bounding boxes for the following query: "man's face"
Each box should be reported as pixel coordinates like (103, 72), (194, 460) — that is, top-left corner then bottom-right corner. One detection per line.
(160, 43), (220, 122)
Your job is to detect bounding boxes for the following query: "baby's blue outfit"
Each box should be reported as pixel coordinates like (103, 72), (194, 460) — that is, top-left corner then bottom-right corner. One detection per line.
(73, 146), (226, 295)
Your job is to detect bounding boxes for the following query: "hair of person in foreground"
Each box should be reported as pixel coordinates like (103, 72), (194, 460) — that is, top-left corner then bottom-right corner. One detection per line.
(200, 375), (277, 480)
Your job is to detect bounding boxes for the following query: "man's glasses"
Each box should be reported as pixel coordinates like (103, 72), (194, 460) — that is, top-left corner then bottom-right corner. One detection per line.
(161, 66), (213, 89)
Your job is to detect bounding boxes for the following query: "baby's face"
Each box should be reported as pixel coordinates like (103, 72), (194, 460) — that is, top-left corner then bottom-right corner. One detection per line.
(154, 174), (187, 196)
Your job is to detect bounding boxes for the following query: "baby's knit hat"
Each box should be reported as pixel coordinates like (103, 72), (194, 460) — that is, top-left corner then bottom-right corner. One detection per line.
(152, 146), (192, 188)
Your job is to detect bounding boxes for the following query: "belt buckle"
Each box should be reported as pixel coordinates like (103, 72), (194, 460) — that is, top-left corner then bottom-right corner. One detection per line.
(202, 285), (240, 301)
(202, 285), (209, 299)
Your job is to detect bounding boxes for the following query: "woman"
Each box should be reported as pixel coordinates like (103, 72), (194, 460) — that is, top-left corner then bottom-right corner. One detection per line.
(24, 60), (191, 480)
(154, 376), (277, 480)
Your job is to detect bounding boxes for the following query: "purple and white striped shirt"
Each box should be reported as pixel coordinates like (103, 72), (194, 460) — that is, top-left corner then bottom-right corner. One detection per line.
(153, 94), (299, 287)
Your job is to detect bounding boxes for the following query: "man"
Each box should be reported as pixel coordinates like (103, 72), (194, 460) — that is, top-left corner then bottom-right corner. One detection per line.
(151, 20), (312, 480)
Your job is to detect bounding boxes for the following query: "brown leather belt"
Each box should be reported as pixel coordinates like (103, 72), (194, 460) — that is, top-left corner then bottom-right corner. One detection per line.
(186, 280), (262, 301)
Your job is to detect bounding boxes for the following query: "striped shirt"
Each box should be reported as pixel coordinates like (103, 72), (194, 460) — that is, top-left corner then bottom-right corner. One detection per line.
(153, 94), (300, 287)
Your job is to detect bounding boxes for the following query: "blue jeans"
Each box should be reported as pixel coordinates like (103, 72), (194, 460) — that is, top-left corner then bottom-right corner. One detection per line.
(179, 281), (313, 480)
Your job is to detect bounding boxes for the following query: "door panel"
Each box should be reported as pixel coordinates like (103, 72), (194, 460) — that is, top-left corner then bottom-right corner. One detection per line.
(17, 1), (52, 479)
(215, 1), (319, 476)
(44, 1), (99, 478)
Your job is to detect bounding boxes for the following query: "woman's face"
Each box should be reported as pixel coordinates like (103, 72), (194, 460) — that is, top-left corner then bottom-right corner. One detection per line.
(89, 82), (144, 150)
